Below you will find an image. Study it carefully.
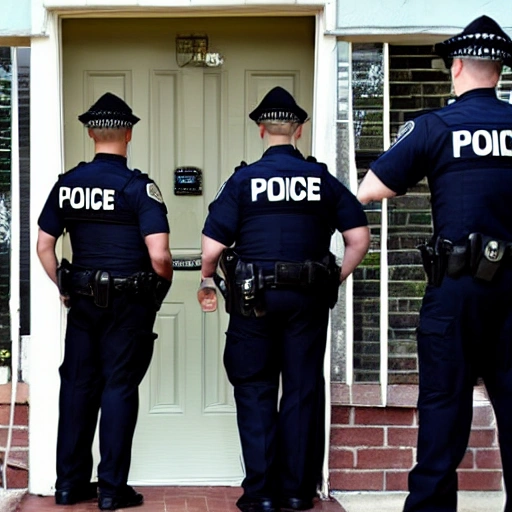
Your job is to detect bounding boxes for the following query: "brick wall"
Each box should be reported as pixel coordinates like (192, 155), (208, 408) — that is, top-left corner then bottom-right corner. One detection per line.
(329, 403), (503, 492)
(0, 384), (29, 489)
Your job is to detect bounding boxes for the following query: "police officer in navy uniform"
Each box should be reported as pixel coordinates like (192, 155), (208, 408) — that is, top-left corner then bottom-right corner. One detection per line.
(198, 87), (370, 512)
(358, 16), (512, 512)
(37, 93), (173, 510)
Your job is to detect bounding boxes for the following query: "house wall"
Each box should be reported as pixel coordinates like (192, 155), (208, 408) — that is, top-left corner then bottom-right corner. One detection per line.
(329, 403), (502, 492)
(335, 0), (512, 34)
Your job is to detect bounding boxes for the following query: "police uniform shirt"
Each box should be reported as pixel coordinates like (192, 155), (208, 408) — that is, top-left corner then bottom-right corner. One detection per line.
(371, 88), (512, 244)
(38, 153), (169, 275)
(203, 144), (367, 266)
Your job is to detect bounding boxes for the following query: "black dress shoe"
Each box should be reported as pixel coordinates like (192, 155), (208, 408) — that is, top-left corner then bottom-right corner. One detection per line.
(236, 495), (277, 512)
(280, 496), (314, 510)
(55, 482), (98, 505)
(98, 485), (143, 510)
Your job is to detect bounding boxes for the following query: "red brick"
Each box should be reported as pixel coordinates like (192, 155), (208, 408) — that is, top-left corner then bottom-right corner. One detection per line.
(459, 450), (474, 469)
(355, 407), (415, 426)
(357, 448), (414, 470)
(331, 406), (351, 425)
(471, 405), (496, 428)
(0, 404), (29, 426)
(476, 449), (502, 469)
(458, 470), (503, 491)
(387, 385), (418, 408)
(387, 427), (417, 447)
(331, 383), (350, 404)
(386, 470), (409, 491)
(5, 465), (28, 488)
(0, 428), (29, 447)
(329, 449), (355, 469)
(331, 427), (384, 447)
(469, 429), (497, 448)
(351, 384), (381, 406)
(330, 470), (384, 491)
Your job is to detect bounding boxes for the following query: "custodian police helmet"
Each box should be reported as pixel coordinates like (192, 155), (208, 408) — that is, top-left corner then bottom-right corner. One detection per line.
(249, 86), (309, 124)
(78, 92), (140, 128)
(434, 15), (512, 68)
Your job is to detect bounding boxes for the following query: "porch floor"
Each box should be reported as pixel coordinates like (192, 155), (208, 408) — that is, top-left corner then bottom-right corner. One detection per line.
(16, 487), (345, 512)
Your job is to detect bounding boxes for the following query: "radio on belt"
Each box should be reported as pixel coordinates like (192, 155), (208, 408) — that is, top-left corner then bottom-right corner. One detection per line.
(174, 167), (202, 195)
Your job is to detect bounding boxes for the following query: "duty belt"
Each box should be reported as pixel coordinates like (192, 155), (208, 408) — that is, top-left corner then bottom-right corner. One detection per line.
(57, 260), (171, 309)
(418, 233), (512, 286)
(70, 271), (136, 296)
(261, 260), (331, 289)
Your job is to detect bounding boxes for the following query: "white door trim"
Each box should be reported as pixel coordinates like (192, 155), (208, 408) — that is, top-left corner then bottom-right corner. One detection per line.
(29, 11), (65, 496)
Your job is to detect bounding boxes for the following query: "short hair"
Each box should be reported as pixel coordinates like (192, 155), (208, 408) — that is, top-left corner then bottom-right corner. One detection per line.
(260, 121), (301, 137)
(460, 57), (502, 77)
(90, 127), (130, 142)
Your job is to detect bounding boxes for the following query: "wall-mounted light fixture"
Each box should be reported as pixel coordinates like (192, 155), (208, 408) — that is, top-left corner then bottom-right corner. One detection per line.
(176, 34), (224, 68)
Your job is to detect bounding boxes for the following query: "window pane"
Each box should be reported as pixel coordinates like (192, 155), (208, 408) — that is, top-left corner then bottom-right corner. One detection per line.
(0, 47), (11, 371)
(18, 47), (30, 336)
(387, 45), (451, 384)
(351, 43), (384, 383)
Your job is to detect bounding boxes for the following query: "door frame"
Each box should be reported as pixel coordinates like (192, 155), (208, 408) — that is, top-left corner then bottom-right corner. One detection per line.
(29, 4), (338, 495)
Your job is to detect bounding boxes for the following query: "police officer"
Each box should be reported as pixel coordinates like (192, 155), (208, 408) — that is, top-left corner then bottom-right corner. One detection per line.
(357, 16), (512, 512)
(198, 87), (370, 512)
(37, 92), (173, 510)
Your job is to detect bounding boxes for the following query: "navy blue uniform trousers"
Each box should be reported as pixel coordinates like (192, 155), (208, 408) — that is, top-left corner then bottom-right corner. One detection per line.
(224, 288), (329, 502)
(404, 271), (512, 512)
(56, 293), (157, 494)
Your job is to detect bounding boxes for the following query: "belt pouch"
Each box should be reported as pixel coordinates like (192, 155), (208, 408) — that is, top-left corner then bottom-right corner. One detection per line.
(93, 270), (111, 308)
(446, 245), (467, 277)
(274, 262), (303, 285)
(469, 233), (506, 282)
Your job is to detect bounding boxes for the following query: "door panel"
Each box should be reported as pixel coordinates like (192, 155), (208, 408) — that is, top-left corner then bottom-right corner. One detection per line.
(62, 16), (314, 484)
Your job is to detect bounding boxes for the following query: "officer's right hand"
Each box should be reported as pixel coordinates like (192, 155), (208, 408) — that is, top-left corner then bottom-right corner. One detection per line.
(60, 294), (71, 309)
(197, 277), (217, 312)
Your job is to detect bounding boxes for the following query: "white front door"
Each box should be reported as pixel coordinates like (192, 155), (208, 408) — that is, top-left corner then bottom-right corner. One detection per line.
(62, 16), (315, 484)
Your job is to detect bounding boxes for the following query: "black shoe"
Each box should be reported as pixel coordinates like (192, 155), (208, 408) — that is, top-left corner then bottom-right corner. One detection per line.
(98, 485), (143, 510)
(55, 482), (98, 505)
(280, 497), (314, 510)
(236, 495), (277, 512)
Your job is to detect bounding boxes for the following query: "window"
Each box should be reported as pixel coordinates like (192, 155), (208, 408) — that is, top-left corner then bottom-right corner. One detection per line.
(0, 47), (30, 379)
(336, 41), (512, 388)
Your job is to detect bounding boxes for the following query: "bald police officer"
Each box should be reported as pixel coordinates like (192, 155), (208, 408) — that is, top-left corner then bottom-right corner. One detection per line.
(358, 16), (512, 512)
(199, 87), (370, 512)
(37, 93), (173, 510)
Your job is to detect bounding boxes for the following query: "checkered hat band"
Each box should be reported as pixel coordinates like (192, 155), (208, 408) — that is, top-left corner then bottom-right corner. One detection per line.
(450, 46), (511, 61)
(86, 119), (133, 128)
(257, 110), (301, 123)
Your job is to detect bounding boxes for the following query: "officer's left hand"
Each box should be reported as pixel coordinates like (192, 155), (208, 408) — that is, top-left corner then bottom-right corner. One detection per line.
(60, 294), (71, 309)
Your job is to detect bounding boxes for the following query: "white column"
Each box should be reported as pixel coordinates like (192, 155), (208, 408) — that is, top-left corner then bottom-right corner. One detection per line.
(313, 2), (337, 499)
(29, 11), (64, 496)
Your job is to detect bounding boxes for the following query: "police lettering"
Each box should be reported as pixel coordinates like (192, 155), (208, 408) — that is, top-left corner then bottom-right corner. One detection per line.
(59, 187), (115, 210)
(251, 177), (321, 202)
(452, 129), (512, 158)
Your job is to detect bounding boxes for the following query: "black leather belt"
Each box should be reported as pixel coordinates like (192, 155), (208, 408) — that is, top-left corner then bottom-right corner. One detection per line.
(70, 271), (132, 296)
(261, 261), (330, 288)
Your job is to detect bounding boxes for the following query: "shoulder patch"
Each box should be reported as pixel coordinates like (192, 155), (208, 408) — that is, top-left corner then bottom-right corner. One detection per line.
(391, 120), (415, 148)
(306, 155), (317, 162)
(146, 182), (164, 203)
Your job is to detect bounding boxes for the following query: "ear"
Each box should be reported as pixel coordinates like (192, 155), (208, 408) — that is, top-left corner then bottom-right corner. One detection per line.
(125, 128), (133, 143)
(294, 124), (303, 140)
(259, 124), (265, 139)
(451, 58), (463, 78)
(87, 128), (96, 140)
